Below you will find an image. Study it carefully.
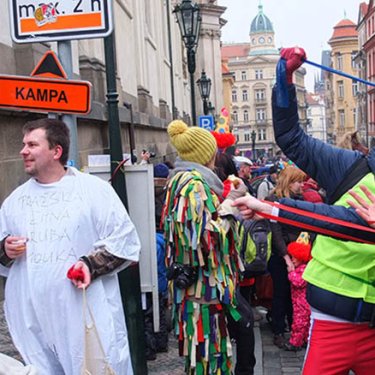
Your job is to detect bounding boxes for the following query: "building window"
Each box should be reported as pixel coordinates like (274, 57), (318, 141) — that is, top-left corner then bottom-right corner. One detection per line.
(232, 90), (237, 102)
(241, 71), (247, 80)
(244, 132), (250, 142)
(243, 110), (249, 122)
(242, 90), (248, 101)
(232, 111), (238, 123)
(339, 109), (345, 128)
(336, 54), (343, 70)
(352, 51), (358, 69)
(256, 108), (266, 122)
(352, 81), (358, 96)
(338, 81), (344, 98)
(353, 108), (357, 125)
(255, 89), (265, 101)
(255, 69), (263, 80)
(258, 129), (266, 141)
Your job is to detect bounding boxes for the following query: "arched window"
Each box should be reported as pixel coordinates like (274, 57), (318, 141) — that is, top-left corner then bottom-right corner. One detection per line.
(243, 110), (249, 122)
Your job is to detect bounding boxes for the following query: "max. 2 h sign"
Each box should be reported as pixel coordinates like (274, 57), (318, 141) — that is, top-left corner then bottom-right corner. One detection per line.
(9, 0), (113, 43)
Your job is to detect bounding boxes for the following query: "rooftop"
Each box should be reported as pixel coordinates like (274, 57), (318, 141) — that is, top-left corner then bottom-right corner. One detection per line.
(329, 18), (358, 41)
(250, 4), (274, 34)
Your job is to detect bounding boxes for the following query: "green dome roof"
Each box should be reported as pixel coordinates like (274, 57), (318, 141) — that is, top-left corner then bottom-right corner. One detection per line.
(250, 5), (273, 34)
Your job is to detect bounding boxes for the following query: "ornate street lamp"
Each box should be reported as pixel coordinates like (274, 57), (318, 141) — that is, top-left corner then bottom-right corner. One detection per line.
(173, 0), (202, 125)
(197, 70), (211, 115)
(251, 130), (256, 161)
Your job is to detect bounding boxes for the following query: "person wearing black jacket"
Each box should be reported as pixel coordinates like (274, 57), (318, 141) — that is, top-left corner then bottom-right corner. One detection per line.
(264, 165), (306, 348)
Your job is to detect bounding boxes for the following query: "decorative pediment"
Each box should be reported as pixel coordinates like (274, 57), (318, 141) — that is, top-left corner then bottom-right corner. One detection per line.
(248, 55), (276, 64)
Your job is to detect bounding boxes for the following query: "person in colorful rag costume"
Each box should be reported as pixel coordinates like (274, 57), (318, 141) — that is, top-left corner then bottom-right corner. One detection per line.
(162, 120), (253, 375)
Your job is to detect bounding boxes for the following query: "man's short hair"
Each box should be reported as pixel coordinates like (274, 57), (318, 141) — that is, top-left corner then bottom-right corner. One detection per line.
(23, 118), (70, 166)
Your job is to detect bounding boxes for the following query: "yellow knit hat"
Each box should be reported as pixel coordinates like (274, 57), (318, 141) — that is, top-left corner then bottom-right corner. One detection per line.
(168, 120), (217, 165)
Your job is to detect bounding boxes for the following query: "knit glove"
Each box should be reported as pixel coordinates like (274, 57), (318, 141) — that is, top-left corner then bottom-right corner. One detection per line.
(280, 47), (307, 84)
(226, 180), (248, 201)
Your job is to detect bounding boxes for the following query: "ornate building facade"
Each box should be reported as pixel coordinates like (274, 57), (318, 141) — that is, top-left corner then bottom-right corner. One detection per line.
(328, 17), (359, 142)
(361, 0), (375, 147)
(221, 4), (306, 159)
(306, 93), (327, 142)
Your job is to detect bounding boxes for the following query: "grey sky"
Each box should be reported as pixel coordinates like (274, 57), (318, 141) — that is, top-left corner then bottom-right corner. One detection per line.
(218, 0), (361, 91)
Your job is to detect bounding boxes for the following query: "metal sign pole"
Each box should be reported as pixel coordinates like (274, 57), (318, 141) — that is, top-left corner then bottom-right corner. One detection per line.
(104, 32), (147, 375)
(57, 41), (79, 168)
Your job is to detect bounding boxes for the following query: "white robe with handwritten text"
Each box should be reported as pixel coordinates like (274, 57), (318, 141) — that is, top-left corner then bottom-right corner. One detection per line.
(0, 168), (140, 375)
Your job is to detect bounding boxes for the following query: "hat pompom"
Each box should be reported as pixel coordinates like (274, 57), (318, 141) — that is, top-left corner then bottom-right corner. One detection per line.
(168, 120), (188, 139)
(287, 241), (312, 263)
(167, 119), (217, 165)
(211, 131), (236, 151)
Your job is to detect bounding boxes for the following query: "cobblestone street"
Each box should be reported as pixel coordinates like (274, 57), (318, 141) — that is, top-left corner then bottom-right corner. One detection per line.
(1, 300), (305, 374)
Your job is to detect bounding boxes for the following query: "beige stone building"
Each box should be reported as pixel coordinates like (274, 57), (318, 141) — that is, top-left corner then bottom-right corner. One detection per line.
(306, 93), (327, 142)
(221, 59), (235, 117)
(221, 4), (306, 160)
(328, 18), (359, 142)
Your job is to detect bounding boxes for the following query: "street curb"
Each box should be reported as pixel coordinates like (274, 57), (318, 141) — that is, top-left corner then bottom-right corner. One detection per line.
(254, 321), (263, 375)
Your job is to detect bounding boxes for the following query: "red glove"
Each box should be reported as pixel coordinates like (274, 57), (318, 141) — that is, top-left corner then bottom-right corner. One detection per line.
(67, 265), (85, 282)
(280, 47), (307, 84)
(67, 261), (91, 288)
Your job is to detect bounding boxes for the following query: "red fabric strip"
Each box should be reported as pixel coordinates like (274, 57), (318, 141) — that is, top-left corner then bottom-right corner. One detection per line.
(266, 201), (375, 234)
(257, 208), (374, 245)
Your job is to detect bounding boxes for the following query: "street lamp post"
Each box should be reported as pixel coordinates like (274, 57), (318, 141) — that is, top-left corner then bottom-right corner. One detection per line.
(173, 0), (202, 125)
(251, 130), (256, 161)
(207, 101), (215, 117)
(197, 70), (211, 115)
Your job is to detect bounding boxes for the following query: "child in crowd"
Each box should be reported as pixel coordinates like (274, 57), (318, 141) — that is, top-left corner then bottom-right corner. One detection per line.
(285, 232), (312, 351)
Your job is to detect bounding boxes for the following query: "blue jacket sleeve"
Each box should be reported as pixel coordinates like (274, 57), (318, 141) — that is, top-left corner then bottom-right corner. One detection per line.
(156, 232), (167, 295)
(278, 198), (375, 243)
(272, 84), (363, 201)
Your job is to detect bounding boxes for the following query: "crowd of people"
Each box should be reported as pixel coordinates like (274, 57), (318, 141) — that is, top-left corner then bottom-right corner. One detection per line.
(1, 46), (375, 375)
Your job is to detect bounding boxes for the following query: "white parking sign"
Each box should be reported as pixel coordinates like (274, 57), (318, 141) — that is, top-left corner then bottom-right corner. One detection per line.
(9, 0), (113, 43)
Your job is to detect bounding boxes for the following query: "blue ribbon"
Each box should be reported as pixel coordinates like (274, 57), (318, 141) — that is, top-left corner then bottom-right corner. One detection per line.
(304, 59), (375, 88)
(275, 57), (375, 108)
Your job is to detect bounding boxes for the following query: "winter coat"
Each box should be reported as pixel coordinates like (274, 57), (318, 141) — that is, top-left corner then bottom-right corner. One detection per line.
(272, 84), (375, 304)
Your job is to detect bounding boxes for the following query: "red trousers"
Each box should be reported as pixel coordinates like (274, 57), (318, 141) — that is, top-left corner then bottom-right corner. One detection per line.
(303, 319), (375, 375)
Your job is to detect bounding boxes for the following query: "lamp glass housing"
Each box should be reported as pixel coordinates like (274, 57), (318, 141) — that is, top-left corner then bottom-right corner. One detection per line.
(174, 0), (201, 49)
(197, 70), (211, 100)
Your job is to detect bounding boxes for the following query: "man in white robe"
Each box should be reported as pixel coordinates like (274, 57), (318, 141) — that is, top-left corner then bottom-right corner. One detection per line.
(0, 118), (141, 375)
